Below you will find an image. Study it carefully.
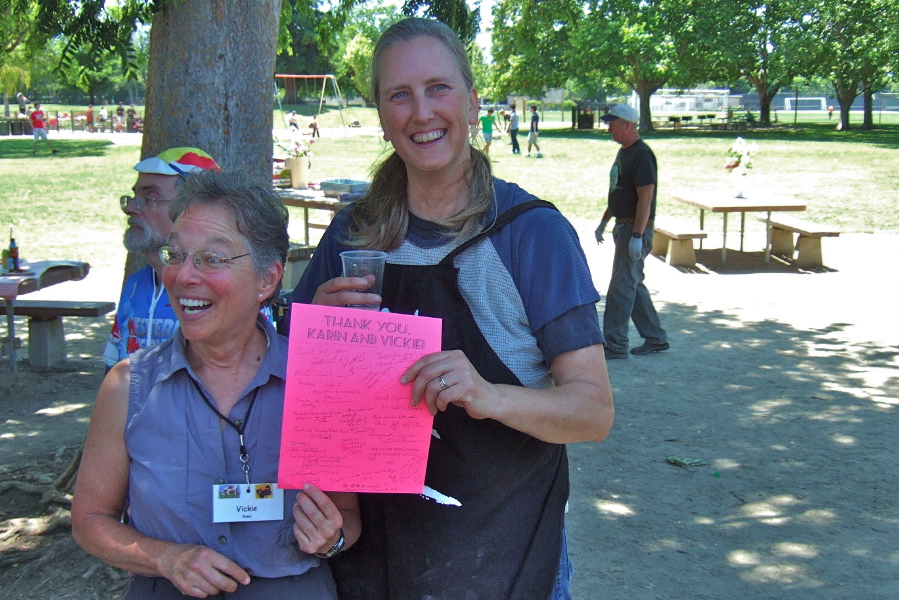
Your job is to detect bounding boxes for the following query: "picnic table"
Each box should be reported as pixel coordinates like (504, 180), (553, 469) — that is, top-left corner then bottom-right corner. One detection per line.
(672, 192), (807, 263)
(1, 261), (90, 371)
(275, 189), (344, 246)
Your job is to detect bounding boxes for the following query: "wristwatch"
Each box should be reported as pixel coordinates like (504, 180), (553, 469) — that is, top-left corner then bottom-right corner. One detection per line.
(632, 232), (643, 239)
(315, 528), (345, 558)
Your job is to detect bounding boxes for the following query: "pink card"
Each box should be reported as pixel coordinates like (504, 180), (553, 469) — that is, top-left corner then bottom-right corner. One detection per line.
(279, 304), (442, 493)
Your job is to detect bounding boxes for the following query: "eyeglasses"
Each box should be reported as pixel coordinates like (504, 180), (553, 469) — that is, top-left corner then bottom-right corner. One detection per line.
(159, 245), (251, 272)
(120, 195), (171, 211)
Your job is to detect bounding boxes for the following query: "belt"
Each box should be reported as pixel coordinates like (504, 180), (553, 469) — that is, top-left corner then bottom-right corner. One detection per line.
(615, 218), (653, 225)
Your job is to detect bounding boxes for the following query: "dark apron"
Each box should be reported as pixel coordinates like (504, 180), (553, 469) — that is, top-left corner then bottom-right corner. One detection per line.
(331, 200), (569, 600)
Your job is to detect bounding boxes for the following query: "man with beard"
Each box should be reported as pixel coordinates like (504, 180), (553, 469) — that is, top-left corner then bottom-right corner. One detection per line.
(103, 148), (220, 369)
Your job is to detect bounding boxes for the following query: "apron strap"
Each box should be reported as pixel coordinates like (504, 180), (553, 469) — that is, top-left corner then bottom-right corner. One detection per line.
(438, 199), (557, 267)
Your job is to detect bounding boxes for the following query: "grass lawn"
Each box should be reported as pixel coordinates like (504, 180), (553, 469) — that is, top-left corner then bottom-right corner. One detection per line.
(1, 115), (897, 272)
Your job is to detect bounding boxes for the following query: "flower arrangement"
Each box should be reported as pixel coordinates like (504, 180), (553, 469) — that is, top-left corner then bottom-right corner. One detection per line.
(724, 137), (757, 175)
(275, 136), (312, 159)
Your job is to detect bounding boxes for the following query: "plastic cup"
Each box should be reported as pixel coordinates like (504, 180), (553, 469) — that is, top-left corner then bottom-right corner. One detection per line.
(340, 250), (387, 310)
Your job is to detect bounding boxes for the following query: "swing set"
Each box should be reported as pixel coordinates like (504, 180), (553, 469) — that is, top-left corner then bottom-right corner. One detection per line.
(274, 74), (348, 133)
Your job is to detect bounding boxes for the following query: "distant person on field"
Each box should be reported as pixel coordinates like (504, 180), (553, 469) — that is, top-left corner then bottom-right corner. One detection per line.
(527, 105), (542, 158)
(86, 104), (94, 132)
(508, 105), (520, 154)
(99, 106), (108, 131)
(29, 102), (57, 154)
(596, 104), (668, 360)
(16, 92), (27, 115)
(828, 105), (834, 119)
(479, 107), (498, 156)
(103, 148), (221, 370)
(126, 104), (137, 132)
(289, 110), (299, 130)
(310, 114), (320, 137)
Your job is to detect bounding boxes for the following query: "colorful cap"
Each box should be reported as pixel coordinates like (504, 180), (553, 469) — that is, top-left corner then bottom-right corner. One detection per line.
(133, 147), (220, 176)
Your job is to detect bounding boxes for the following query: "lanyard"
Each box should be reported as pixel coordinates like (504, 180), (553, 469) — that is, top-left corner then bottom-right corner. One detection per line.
(192, 378), (260, 492)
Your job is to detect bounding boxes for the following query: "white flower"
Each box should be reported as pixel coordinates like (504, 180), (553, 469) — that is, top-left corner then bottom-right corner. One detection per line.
(274, 134), (312, 159)
(725, 137), (758, 174)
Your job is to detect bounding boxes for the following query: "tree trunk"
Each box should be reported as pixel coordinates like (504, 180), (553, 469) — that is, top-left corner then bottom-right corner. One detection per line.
(634, 82), (658, 133)
(143, 0), (279, 185)
(128, 0), (280, 280)
(758, 86), (780, 127)
(861, 85), (875, 129)
(833, 79), (859, 131)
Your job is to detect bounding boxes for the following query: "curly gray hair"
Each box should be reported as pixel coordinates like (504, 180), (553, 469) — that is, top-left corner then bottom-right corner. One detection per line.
(168, 170), (289, 307)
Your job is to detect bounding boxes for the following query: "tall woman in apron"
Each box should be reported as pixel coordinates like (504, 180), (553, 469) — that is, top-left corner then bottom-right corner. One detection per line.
(290, 18), (614, 600)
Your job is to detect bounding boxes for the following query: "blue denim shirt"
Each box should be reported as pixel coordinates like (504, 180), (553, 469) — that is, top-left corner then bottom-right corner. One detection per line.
(125, 316), (317, 577)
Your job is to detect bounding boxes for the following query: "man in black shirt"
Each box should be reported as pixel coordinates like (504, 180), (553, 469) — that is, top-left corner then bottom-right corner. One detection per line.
(595, 104), (668, 359)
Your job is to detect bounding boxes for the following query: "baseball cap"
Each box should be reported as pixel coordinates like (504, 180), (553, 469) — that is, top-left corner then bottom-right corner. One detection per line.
(133, 147), (220, 176)
(600, 104), (639, 123)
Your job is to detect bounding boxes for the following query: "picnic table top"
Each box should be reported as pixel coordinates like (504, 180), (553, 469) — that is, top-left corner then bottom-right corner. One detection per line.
(672, 192), (807, 213)
(0, 261), (90, 300)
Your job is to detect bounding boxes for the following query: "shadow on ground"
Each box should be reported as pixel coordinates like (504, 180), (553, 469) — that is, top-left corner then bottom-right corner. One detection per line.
(651, 249), (840, 275)
(569, 299), (898, 599)
(0, 138), (115, 159)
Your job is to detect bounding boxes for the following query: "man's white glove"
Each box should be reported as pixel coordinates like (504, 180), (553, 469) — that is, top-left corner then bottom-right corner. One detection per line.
(594, 219), (610, 244)
(628, 235), (643, 261)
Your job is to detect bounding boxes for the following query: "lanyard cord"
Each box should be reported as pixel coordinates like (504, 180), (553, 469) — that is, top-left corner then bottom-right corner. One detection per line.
(191, 378), (260, 490)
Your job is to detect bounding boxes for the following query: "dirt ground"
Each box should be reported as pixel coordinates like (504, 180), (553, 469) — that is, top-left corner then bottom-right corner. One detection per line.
(1, 226), (897, 599)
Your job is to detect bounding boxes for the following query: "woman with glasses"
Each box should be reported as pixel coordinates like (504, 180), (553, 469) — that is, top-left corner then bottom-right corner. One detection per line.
(73, 170), (360, 599)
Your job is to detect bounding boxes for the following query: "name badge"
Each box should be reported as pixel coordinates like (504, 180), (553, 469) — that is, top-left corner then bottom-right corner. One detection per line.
(212, 482), (285, 523)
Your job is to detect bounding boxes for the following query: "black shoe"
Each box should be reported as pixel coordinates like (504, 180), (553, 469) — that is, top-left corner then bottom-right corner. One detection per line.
(630, 341), (670, 356)
(604, 347), (628, 360)
(52, 149), (58, 154)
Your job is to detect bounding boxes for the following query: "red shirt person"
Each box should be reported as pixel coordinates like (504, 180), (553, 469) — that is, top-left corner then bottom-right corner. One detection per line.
(29, 102), (57, 154)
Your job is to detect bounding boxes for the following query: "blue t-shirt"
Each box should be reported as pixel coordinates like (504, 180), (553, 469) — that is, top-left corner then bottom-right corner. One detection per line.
(104, 266), (275, 369)
(104, 266), (178, 369)
(292, 178), (603, 388)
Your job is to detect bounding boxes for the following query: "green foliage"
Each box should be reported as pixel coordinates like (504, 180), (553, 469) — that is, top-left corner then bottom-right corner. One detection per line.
(0, 1), (43, 62)
(276, 4), (333, 76)
(688, 0), (819, 125)
(469, 44), (493, 99)
(491, 0), (580, 98)
(0, 61), (29, 97)
(344, 33), (376, 103)
(321, 0), (403, 101)
(808, 0), (899, 129)
(34, 0), (159, 81)
(402, 0), (480, 45)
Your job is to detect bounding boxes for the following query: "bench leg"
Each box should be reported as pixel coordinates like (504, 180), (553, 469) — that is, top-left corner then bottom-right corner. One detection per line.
(667, 239), (697, 268)
(770, 228), (795, 256)
(795, 235), (824, 268)
(652, 233), (671, 256)
(28, 317), (67, 367)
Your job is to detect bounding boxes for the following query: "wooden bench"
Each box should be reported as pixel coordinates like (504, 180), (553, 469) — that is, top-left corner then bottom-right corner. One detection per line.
(651, 221), (708, 267)
(0, 300), (115, 367)
(758, 215), (840, 268)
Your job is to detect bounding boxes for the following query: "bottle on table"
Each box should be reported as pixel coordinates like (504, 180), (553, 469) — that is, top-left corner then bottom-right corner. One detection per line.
(8, 228), (19, 272)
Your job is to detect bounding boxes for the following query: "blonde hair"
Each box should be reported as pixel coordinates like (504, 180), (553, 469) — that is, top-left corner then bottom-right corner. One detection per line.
(345, 18), (494, 251)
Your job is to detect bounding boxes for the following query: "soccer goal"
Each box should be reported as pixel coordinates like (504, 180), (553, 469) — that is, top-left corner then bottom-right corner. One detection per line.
(783, 97), (827, 111)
